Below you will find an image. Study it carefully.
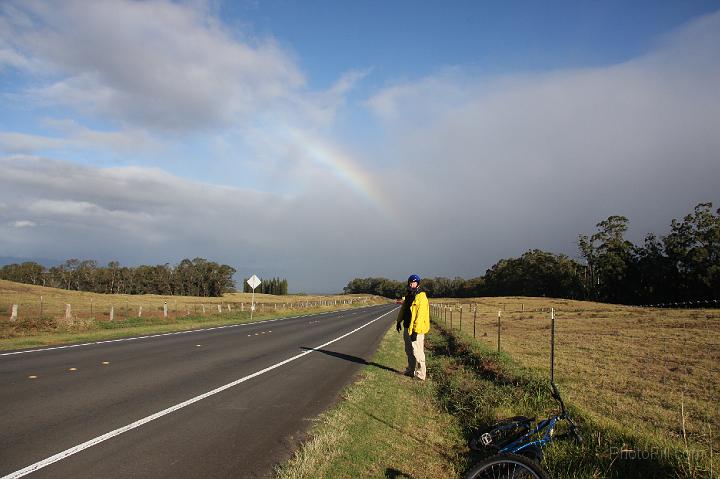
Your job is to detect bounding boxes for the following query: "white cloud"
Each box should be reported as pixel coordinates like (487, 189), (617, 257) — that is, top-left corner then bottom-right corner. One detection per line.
(2, 0), (305, 132)
(0, 121), (159, 155)
(12, 220), (36, 228)
(0, 132), (69, 153)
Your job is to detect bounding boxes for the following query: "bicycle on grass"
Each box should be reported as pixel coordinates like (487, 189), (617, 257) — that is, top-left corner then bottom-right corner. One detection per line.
(464, 308), (582, 479)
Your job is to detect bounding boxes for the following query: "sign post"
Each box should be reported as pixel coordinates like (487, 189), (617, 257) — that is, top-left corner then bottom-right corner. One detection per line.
(247, 275), (262, 321)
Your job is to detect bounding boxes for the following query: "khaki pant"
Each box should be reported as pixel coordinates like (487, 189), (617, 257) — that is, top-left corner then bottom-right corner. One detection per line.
(403, 328), (426, 380)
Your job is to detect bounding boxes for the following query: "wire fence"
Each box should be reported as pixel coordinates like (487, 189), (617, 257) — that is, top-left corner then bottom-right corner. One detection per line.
(428, 300), (720, 455)
(638, 300), (719, 309)
(1, 297), (371, 325)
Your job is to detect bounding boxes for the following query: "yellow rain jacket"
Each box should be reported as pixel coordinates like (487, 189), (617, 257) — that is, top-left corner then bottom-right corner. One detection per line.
(402, 291), (430, 335)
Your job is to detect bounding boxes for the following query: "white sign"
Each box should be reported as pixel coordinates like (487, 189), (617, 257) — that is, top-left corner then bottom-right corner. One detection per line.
(247, 274), (261, 290)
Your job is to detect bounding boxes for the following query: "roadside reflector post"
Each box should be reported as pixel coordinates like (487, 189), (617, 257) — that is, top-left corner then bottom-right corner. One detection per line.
(109, 306), (114, 322)
(202, 304), (205, 314)
(138, 306), (142, 317)
(459, 305), (463, 332)
(10, 304), (18, 321)
(163, 302), (168, 318)
(65, 304), (72, 322)
(217, 304), (222, 313)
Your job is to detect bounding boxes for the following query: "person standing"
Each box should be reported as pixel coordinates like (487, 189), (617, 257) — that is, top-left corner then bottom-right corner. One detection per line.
(396, 274), (430, 380)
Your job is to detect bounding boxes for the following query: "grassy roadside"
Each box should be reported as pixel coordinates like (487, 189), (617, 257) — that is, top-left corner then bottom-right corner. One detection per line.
(276, 317), (715, 478)
(0, 303), (374, 351)
(275, 326), (467, 479)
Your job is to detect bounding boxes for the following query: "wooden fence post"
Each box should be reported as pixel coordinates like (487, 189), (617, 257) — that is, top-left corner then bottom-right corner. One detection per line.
(473, 307), (477, 338)
(497, 310), (502, 352)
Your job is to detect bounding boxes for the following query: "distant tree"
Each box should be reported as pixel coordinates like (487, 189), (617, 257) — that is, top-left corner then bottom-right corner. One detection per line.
(663, 202), (720, 300)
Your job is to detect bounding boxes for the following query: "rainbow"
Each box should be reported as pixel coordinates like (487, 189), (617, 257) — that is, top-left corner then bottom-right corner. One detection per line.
(288, 128), (395, 216)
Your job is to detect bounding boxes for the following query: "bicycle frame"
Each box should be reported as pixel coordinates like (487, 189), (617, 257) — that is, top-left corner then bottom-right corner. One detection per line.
(498, 414), (561, 455)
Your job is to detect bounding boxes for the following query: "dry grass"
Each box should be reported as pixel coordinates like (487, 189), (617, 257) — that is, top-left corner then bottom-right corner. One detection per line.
(432, 297), (720, 463)
(0, 279), (384, 343)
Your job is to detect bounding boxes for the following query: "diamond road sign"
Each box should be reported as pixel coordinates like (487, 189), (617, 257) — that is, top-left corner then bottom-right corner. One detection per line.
(247, 274), (261, 290)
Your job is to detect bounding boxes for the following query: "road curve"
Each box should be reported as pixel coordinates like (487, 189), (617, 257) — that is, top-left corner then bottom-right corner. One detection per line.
(0, 304), (399, 478)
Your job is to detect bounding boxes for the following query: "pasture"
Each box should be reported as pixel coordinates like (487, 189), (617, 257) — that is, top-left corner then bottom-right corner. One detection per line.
(430, 296), (719, 468)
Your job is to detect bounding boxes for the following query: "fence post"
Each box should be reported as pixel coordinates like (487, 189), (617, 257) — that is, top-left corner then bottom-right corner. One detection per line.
(550, 307), (555, 384)
(497, 310), (502, 352)
(473, 307), (477, 339)
(10, 304), (18, 321)
(217, 304), (222, 313)
(450, 306), (453, 329)
(164, 302), (168, 318)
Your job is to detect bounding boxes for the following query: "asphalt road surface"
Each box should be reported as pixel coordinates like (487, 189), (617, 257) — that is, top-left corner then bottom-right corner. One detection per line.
(0, 304), (399, 478)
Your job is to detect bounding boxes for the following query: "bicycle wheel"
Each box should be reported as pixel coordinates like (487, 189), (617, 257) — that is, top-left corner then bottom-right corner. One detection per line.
(464, 453), (548, 479)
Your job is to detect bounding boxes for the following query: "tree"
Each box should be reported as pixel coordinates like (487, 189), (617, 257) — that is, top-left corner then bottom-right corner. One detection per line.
(663, 202), (720, 300)
(578, 216), (634, 302)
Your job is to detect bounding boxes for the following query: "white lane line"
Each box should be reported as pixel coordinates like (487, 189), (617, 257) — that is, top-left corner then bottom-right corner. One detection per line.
(1, 307), (398, 479)
(0, 305), (386, 357)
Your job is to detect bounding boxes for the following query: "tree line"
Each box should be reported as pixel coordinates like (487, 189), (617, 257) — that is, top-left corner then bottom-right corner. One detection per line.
(242, 277), (289, 295)
(344, 202), (719, 305)
(0, 257), (236, 297)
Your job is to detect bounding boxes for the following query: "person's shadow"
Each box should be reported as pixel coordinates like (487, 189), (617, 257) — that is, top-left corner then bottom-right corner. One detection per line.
(299, 347), (402, 374)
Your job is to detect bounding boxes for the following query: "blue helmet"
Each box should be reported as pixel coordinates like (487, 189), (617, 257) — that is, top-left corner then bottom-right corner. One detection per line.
(408, 274), (421, 284)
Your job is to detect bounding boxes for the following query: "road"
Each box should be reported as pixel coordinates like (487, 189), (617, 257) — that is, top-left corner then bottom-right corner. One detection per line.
(0, 304), (399, 478)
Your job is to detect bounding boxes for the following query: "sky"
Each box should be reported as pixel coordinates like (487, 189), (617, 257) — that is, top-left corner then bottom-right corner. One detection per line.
(1, 0), (719, 293)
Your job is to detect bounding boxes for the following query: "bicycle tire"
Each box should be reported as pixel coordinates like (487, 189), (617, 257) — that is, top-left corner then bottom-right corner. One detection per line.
(464, 453), (548, 479)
